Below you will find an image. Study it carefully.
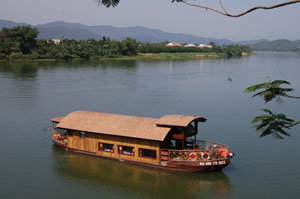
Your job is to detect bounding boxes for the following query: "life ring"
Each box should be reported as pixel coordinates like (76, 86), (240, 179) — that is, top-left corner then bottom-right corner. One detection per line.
(218, 148), (229, 158)
(188, 152), (198, 161)
(201, 152), (210, 161)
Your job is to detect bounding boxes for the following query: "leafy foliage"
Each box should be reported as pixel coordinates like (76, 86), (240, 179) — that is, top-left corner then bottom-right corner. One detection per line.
(245, 78), (294, 103)
(224, 44), (250, 58)
(137, 42), (249, 56)
(95, 0), (120, 8)
(246, 78), (300, 139)
(0, 26), (38, 54)
(251, 109), (296, 139)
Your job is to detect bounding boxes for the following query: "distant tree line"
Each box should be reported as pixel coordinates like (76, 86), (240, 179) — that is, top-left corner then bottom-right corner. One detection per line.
(0, 26), (251, 59)
(137, 42), (251, 58)
(250, 39), (300, 52)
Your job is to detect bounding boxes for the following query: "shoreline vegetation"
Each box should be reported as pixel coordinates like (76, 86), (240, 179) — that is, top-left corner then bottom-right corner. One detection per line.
(0, 26), (251, 61)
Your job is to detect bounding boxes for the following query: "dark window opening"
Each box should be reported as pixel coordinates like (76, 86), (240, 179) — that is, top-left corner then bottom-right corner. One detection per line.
(139, 148), (157, 159)
(80, 131), (86, 138)
(118, 145), (134, 156)
(53, 122), (58, 130)
(99, 143), (114, 152)
(52, 122), (67, 135)
(68, 130), (73, 136)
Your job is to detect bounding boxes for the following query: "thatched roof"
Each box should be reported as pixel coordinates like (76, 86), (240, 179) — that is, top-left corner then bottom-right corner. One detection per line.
(53, 110), (205, 141)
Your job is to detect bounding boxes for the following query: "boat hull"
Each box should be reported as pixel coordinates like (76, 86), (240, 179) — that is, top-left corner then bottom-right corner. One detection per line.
(52, 138), (67, 148)
(52, 138), (230, 172)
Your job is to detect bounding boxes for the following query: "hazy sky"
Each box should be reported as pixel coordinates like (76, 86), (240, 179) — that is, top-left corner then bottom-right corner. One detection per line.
(0, 0), (299, 41)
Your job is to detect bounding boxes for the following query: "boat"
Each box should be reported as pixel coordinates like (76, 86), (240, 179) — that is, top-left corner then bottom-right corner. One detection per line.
(51, 110), (234, 172)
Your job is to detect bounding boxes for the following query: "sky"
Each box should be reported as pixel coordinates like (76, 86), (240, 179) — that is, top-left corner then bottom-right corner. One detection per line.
(0, 0), (300, 41)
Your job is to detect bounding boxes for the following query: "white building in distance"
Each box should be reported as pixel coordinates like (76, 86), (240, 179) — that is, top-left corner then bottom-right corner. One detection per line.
(184, 43), (196, 47)
(52, 39), (61, 45)
(198, 44), (213, 48)
(166, 42), (182, 47)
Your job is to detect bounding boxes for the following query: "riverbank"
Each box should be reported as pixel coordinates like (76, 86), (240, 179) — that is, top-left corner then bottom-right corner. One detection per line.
(93, 52), (227, 61)
(0, 52), (251, 62)
(130, 52), (226, 60)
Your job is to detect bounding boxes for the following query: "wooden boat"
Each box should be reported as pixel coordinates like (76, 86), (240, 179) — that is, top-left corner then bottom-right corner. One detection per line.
(51, 110), (234, 172)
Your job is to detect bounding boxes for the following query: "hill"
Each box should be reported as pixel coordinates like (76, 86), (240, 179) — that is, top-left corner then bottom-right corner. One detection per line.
(1, 20), (299, 50)
(0, 19), (28, 28)
(0, 20), (231, 45)
(250, 39), (300, 51)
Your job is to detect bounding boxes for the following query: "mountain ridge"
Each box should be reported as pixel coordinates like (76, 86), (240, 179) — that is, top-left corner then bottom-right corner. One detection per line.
(1, 19), (300, 50)
(250, 39), (300, 51)
(0, 20), (232, 45)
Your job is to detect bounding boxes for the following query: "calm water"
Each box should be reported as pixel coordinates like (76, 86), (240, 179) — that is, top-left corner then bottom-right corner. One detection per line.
(0, 52), (300, 199)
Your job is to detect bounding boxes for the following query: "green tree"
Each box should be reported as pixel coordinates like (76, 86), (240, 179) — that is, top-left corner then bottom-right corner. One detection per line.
(121, 37), (137, 56)
(0, 26), (39, 54)
(10, 26), (38, 54)
(209, 41), (215, 47)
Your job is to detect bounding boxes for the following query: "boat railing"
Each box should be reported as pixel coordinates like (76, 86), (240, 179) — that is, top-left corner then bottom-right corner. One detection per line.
(161, 140), (229, 162)
(52, 133), (67, 145)
(186, 140), (229, 151)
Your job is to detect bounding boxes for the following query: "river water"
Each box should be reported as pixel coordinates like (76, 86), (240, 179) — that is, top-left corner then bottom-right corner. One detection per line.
(0, 52), (300, 199)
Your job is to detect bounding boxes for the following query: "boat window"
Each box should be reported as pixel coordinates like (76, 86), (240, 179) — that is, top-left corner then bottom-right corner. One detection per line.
(170, 140), (176, 148)
(99, 143), (114, 152)
(56, 128), (67, 135)
(53, 122), (58, 130)
(53, 122), (67, 135)
(139, 148), (156, 159)
(80, 131), (86, 138)
(68, 130), (73, 136)
(118, 145), (134, 156)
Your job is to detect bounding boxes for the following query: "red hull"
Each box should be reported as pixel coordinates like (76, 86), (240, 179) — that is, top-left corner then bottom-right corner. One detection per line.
(52, 138), (67, 148)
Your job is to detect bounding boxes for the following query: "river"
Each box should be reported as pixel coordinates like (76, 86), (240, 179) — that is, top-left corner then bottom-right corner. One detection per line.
(0, 52), (300, 199)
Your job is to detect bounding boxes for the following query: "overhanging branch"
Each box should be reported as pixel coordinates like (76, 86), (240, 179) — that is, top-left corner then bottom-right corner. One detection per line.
(180, 0), (300, 17)
(280, 94), (300, 99)
(286, 121), (300, 128)
(219, 0), (228, 14)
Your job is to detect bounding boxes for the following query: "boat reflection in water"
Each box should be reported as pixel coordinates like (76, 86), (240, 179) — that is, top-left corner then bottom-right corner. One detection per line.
(52, 146), (231, 199)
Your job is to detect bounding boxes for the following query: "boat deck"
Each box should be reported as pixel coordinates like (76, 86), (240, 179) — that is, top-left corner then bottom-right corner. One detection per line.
(52, 134), (67, 147)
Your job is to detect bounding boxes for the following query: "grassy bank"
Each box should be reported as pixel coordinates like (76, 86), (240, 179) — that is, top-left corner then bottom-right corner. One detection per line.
(94, 51), (250, 60)
(0, 51), (252, 62)
(91, 52), (229, 61)
(134, 52), (225, 60)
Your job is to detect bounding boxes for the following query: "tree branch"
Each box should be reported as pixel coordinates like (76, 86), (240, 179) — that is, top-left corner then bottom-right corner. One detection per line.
(219, 0), (228, 14)
(181, 0), (300, 17)
(279, 94), (300, 99)
(286, 121), (300, 128)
